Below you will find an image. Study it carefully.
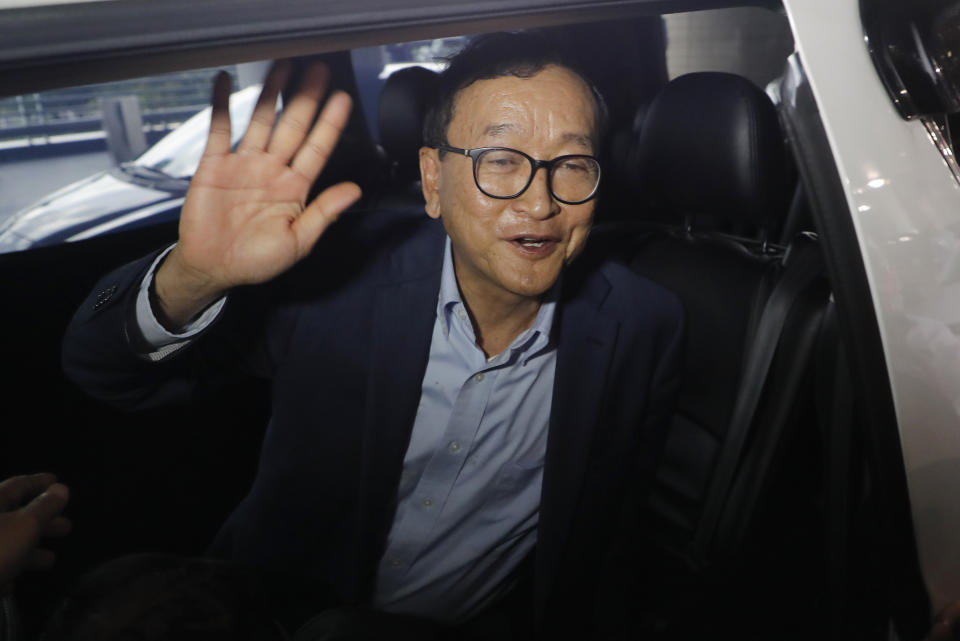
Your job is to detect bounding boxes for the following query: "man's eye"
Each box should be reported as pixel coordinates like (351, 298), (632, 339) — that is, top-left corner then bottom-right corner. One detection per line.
(481, 153), (522, 170)
(560, 159), (589, 173)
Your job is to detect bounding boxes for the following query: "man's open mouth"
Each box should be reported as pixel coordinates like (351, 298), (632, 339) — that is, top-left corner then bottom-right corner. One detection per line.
(517, 238), (547, 248)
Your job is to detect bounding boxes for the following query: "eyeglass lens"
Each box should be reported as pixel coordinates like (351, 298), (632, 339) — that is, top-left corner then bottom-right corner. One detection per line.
(475, 149), (599, 203)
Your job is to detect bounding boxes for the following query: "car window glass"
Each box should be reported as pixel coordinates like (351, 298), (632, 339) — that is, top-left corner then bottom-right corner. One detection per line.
(664, 7), (794, 90)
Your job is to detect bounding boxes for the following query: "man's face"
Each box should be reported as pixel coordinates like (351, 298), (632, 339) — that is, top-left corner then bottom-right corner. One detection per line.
(420, 65), (598, 306)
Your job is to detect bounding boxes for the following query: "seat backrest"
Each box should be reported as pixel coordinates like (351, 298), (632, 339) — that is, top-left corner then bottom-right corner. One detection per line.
(608, 71), (795, 471)
(637, 71), (791, 234)
(598, 102), (656, 224)
(375, 65), (439, 206)
(594, 72), (833, 637)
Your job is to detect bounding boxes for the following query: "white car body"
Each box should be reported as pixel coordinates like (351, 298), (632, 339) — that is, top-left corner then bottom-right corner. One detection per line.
(786, 0), (960, 613)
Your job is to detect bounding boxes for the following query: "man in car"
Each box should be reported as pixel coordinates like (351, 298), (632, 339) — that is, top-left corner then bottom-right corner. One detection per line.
(62, 33), (683, 638)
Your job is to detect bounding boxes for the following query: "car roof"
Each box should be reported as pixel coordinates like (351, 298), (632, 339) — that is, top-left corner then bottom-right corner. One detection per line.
(0, 0), (778, 97)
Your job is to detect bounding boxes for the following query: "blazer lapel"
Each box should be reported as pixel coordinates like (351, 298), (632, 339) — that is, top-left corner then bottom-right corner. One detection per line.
(536, 267), (619, 619)
(354, 224), (445, 597)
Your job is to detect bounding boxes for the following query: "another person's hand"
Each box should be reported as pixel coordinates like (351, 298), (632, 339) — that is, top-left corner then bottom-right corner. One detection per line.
(154, 61), (362, 328)
(928, 600), (960, 640)
(0, 473), (71, 591)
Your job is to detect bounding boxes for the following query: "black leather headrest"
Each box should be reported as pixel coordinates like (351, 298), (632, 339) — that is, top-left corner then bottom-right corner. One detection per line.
(378, 66), (439, 182)
(636, 72), (789, 226)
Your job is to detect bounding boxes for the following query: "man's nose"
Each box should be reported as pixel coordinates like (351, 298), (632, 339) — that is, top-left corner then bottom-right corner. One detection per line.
(514, 167), (560, 219)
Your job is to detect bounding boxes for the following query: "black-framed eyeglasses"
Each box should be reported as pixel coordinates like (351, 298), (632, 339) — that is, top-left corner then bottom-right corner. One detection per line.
(436, 145), (601, 205)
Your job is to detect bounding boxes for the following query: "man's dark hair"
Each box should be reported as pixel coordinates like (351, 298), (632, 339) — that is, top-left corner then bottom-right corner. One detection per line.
(40, 554), (284, 641)
(422, 31), (609, 151)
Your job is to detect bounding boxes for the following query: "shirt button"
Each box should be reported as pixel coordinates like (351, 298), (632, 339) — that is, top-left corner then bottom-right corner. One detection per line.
(389, 558), (403, 568)
(422, 498), (433, 507)
(457, 309), (467, 320)
(448, 441), (461, 453)
(474, 373), (485, 382)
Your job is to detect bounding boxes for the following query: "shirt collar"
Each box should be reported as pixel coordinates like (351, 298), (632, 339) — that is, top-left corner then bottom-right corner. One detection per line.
(437, 236), (461, 329)
(437, 236), (558, 365)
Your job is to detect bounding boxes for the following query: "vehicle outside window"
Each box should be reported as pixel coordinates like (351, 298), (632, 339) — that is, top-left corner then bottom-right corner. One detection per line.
(0, 68), (260, 253)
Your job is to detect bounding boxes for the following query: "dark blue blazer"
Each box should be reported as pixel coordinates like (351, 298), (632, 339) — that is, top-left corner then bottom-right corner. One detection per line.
(62, 210), (684, 636)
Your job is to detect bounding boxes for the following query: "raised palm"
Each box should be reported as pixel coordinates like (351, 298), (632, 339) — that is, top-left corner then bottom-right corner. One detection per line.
(167, 61), (361, 300)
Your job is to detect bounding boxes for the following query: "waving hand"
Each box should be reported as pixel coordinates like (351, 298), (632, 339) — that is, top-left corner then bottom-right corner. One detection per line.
(154, 61), (362, 328)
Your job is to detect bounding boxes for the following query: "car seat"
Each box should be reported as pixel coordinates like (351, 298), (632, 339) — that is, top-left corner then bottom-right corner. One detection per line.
(375, 65), (439, 207)
(592, 71), (834, 639)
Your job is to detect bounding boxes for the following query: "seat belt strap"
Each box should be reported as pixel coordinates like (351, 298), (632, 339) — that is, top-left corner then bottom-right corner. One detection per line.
(822, 316), (853, 636)
(693, 234), (824, 558)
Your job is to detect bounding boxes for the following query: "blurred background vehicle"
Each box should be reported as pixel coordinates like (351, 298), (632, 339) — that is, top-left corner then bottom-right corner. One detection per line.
(0, 84), (259, 252)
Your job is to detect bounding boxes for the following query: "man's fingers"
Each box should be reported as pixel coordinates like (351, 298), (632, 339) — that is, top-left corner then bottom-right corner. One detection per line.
(20, 482), (69, 526)
(0, 474), (57, 511)
(202, 70), (233, 158)
(293, 182), (362, 258)
(290, 90), (352, 182)
(267, 62), (330, 164)
(238, 60), (292, 153)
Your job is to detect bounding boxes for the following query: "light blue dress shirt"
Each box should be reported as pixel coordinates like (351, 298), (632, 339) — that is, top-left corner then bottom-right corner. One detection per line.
(372, 238), (557, 622)
(136, 237), (558, 623)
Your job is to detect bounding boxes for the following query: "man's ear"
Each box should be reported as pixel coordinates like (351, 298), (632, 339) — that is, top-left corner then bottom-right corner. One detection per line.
(419, 147), (442, 220)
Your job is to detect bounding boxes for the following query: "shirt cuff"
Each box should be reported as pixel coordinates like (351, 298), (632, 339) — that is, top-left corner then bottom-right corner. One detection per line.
(135, 245), (227, 361)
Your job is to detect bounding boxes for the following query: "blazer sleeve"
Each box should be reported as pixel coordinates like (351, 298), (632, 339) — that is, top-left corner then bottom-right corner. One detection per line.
(61, 210), (433, 412)
(61, 250), (284, 411)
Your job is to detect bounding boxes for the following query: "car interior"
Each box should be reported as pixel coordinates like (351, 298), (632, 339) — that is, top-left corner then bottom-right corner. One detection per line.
(0, 1), (932, 640)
